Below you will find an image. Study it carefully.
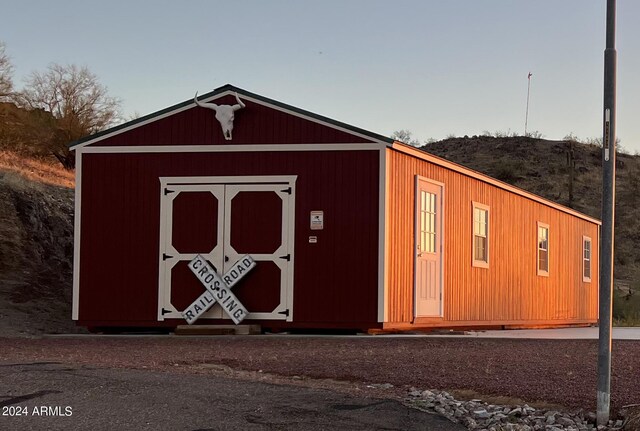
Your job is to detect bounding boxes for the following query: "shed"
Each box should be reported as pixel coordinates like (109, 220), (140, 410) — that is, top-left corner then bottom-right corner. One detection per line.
(71, 85), (600, 332)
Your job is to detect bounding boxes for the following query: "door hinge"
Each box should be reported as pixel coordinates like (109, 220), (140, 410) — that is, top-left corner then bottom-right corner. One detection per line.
(280, 187), (292, 194)
(278, 309), (290, 317)
(162, 253), (173, 260)
(161, 308), (172, 315)
(279, 254), (291, 261)
(164, 188), (175, 195)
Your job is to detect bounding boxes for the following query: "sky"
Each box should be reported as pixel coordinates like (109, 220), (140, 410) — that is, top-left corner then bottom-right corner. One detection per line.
(3, 0), (639, 152)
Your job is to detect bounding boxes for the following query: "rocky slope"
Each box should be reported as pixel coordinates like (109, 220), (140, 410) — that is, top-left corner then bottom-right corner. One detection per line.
(0, 155), (78, 336)
(420, 136), (640, 289)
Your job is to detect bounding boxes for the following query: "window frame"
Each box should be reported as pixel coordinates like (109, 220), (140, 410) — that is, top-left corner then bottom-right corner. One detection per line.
(537, 222), (550, 277)
(471, 202), (490, 268)
(583, 236), (592, 283)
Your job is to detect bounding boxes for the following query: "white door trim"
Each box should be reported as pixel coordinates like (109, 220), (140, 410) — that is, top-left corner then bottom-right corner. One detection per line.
(157, 184), (226, 320)
(157, 175), (296, 322)
(223, 183), (294, 321)
(162, 175), (297, 186)
(413, 175), (445, 318)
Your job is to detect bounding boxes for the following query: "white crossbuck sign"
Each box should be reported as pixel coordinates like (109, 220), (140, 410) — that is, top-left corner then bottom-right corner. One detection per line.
(182, 254), (256, 325)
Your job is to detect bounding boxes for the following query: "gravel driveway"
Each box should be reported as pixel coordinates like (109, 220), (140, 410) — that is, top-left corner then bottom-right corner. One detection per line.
(0, 336), (638, 416)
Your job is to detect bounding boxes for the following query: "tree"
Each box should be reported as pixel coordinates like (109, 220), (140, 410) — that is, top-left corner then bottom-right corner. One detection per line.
(391, 129), (422, 146)
(18, 64), (121, 169)
(0, 41), (13, 100)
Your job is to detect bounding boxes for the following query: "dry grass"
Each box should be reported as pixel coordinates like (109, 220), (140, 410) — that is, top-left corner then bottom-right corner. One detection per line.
(0, 150), (74, 188)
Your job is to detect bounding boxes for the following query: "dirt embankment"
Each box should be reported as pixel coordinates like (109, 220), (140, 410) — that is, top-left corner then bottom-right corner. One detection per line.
(0, 154), (79, 336)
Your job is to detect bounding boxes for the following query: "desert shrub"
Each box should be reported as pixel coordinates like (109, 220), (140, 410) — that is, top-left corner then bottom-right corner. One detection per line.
(613, 285), (640, 326)
(493, 160), (525, 183)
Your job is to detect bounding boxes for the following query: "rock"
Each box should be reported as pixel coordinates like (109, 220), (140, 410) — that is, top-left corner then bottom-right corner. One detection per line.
(493, 413), (507, 422)
(473, 409), (490, 419)
(367, 383), (393, 389)
(509, 407), (523, 416)
(403, 388), (608, 431)
(556, 416), (576, 427)
(614, 419), (623, 428)
(463, 417), (478, 429)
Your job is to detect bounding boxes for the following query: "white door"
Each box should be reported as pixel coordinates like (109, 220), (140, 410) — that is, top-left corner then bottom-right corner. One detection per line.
(157, 177), (295, 322)
(415, 178), (443, 317)
(158, 184), (226, 320)
(222, 184), (293, 320)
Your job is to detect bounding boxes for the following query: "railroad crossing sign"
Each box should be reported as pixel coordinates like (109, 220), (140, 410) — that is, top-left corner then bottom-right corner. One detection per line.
(182, 254), (256, 325)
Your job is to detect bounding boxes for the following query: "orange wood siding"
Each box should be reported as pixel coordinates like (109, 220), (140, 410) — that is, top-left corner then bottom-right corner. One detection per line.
(385, 148), (599, 325)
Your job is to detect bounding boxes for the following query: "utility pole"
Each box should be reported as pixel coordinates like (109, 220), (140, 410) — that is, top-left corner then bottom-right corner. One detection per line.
(566, 140), (575, 208)
(597, 0), (617, 426)
(524, 72), (532, 136)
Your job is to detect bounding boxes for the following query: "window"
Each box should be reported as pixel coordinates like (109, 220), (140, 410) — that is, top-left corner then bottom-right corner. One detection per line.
(472, 203), (489, 268)
(583, 236), (592, 282)
(419, 190), (436, 254)
(537, 223), (549, 276)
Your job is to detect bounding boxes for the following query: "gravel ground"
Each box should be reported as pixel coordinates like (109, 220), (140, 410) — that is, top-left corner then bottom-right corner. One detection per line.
(0, 336), (638, 417)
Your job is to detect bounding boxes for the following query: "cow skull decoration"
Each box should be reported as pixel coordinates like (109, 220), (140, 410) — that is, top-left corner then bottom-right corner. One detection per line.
(194, 92), (245, 140)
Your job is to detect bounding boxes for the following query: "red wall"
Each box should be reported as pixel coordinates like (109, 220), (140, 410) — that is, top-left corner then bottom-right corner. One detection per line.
(78, 150), (380, 328)
(94, 95), (372, 146)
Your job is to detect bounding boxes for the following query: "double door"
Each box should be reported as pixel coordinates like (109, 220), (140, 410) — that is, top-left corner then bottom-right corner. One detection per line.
(157, 177), (295, 322)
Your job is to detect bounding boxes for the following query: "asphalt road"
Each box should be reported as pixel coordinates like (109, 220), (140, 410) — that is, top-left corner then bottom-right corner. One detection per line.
(0, 361), (463, 431)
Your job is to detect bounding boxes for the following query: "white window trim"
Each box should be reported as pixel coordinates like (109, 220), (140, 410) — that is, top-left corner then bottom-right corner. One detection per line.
(471, 201), (489, 268)
(537, 222), (550, 277)
(583, 235), (592, 283)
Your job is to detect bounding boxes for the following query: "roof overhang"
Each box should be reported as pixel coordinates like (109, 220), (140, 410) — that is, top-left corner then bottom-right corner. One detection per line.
(69, 84), (395, 150)
(391, 141), (601, 225)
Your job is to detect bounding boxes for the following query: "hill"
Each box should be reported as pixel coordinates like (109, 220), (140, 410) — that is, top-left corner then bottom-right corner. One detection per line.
(0, 152), (79, 335)
(420, 136), (640, 292)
